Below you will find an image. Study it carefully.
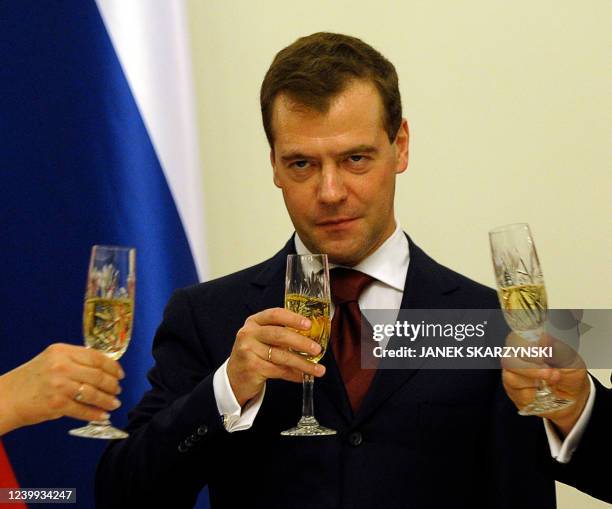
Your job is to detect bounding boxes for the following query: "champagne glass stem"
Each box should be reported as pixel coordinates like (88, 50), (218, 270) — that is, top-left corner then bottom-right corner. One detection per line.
(536, 380), (554, 398)
(283, 370), (334, 434)
(301, 374), (315, 421)
(90, 419), (112, 427)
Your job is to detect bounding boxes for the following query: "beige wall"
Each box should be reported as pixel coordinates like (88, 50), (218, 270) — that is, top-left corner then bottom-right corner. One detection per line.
(186, 1), (611, 507)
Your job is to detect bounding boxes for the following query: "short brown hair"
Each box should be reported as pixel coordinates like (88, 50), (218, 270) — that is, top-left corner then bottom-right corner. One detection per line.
(260, 32), (402, 147)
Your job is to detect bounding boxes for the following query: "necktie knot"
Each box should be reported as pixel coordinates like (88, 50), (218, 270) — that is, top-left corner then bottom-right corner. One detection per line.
(330, 268), (374, 305)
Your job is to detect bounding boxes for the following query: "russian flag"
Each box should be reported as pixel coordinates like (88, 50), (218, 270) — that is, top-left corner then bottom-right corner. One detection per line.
(1, 1), (209, 507)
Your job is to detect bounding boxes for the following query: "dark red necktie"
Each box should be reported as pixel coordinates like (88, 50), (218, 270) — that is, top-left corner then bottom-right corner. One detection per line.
(331, 268), (376, 413)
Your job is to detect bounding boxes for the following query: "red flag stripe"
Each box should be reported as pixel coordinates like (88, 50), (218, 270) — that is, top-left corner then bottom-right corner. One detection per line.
(0, 440), (26, 508)
(0, 441), (19, 487)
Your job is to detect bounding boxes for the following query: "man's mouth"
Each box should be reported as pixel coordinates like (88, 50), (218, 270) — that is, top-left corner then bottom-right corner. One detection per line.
(315, 217), (359, 229)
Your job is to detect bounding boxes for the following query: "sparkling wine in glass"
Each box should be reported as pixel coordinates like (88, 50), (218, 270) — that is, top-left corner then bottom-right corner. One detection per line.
(489, 223), (574, 416)
(69, 245), (135, 439)
(281, 254), (336, 436)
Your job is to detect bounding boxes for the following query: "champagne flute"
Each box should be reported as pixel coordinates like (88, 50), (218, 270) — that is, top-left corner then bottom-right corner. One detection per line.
(69, 245), (135, 439)
(281, 254), (336, 436)
(489, 223), (574, 416)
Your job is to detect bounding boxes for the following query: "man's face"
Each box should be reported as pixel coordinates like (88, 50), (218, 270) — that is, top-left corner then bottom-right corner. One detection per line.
(270, 80), (408, 266)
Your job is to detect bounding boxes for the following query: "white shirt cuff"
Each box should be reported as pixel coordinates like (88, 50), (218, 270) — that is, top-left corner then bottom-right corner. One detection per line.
(543, 375), (596, 464)
(212, 358), (266, 432)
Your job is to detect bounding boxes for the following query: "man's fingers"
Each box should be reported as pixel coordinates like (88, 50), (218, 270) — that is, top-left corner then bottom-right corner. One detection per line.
(257, 325), (321, 356)
(250, 308), (311, 330)
(263, 345), (325, 378)
(504, 332), (584, 369)
(502, 369), (541, 390)
(258, 362), (304, 383)
(248, 342), (325, 379)
(541, 334), (584, 369)
(281, 368), (306, 383)
(228, 311), (326, 404)
(501, 355), (549, 372)
(502, 364), (561, 384)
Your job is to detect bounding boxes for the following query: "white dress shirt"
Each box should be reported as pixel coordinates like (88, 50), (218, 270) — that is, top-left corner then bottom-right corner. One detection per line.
(212, 225), (594, 463)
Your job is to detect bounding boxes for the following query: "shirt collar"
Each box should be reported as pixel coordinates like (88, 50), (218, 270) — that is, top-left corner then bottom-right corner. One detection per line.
(294, 222), (409, 292)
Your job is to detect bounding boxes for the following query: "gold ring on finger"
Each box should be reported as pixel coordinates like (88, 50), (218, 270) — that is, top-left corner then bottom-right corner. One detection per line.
(74, 384), (85, 403)
(267, 346), (273, 362)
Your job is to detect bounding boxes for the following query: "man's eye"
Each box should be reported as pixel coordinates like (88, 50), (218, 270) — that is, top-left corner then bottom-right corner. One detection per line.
(349, 155), (364, 162)
(291, 160), (310, 169)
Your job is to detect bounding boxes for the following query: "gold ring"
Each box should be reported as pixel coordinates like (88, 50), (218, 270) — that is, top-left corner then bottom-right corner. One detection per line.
(74, 384), (85, 402)
(267, 346), (273, 362)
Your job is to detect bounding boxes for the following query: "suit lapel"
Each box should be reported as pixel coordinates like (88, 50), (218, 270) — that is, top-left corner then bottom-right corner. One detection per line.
(352, 236), (460, 427)
(244, 238), (293, 314)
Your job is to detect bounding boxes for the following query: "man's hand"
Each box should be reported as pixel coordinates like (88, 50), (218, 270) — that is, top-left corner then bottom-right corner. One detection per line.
(0, 343), (124, 435)
(227, 308), (325, 407)
(501, 332), (590, 437)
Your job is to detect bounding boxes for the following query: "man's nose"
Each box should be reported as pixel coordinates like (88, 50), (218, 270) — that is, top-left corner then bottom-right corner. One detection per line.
(317, 164), (347, 205)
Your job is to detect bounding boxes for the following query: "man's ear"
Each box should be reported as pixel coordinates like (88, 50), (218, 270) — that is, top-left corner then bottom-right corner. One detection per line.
(394, 119), (409, 174)
(270, 149), (281, 188)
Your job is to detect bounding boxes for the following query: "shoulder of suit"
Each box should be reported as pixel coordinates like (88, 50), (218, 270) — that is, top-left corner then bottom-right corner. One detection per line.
(431, 260), (499, 308)
(179, 238), (292, 301)
(181, 257), (272, 298)
(408, 238), (498, 308)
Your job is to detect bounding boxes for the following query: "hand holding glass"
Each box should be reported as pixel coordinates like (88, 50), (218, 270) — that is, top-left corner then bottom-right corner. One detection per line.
(489, 223), (573, 416)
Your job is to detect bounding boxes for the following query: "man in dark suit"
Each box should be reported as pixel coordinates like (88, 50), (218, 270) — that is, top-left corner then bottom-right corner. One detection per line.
(96, 32), (610, 507)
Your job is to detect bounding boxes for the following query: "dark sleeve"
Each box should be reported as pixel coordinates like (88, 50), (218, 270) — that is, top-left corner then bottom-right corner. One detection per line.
(547, 374), (612, 503)
(95, 289), (228, 508)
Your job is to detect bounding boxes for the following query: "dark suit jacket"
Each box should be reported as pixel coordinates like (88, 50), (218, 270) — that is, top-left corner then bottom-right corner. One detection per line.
(96, 236), (612, 508)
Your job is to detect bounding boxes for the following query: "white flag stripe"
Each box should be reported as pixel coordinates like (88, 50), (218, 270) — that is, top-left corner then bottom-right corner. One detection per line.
(95, 0), (208, 280)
